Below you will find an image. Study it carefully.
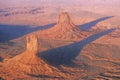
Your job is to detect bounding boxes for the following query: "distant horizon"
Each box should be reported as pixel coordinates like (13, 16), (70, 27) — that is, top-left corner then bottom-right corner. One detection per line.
(0, 0), (120, 16)
(0, 0), (120, 7)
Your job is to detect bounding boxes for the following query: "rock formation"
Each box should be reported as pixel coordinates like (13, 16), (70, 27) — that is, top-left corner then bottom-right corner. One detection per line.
(26, 34), (38, 52)
(0, 34), (64, 79)
(36, 12), (87, 40)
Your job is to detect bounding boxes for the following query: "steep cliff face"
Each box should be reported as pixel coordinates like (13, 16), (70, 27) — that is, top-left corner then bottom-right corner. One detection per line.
(26, 35), (38, 52)
(0, 34), (64, 79)
(36, 12), (87, 40)
(57, 12), (77, 32)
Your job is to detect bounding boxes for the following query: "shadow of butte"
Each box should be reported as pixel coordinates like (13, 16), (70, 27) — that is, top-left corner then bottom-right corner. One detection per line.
(78, 16), (114, 31)
(0, 23), (55, 42)
(38, 28), (116, 66)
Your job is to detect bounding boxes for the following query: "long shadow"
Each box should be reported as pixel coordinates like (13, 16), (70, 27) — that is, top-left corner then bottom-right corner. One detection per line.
(39, 28), (115, 66)
(0, 23), (55, 42)
(78, 16), (114, 31)
(0, 56), (3, 62)
(27, 74), (63, 79)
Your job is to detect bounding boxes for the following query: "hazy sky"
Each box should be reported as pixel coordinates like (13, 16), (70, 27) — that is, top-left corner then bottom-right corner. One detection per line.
(0, 0), (120, 7)
(0, 0), (120, 16)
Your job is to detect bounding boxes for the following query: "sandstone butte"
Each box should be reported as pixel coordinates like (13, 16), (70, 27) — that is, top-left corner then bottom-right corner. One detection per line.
(35, 12), (89, 40)
(0, 34), (67, 80)
(0, 12), (90, 79)
(0, 12), (87, 80)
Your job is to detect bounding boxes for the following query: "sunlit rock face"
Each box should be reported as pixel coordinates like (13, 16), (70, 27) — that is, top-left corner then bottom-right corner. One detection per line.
(36, 12), (87, 40)
(8, 34), (41, 65)
(26, 34), (38, 52)
(0, 34), (64, 79)
(57, 12), (78, 32)
(58, 12), (75, 27)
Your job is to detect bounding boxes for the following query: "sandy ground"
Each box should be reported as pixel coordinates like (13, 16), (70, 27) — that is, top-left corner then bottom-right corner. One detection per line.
(0, 1), (120, 79)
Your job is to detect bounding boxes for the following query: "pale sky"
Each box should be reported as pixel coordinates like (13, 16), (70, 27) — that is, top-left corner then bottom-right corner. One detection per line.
(0, 0), (120, 7)
(0, 0), (120, 16)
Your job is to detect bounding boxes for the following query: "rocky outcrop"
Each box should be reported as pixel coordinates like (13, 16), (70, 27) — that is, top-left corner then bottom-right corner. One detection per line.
(26, 34), (38, 52)
(0, 34), (64, 79)
(36, 12), (87, 40)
